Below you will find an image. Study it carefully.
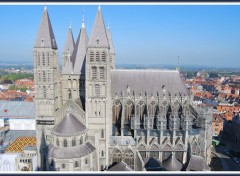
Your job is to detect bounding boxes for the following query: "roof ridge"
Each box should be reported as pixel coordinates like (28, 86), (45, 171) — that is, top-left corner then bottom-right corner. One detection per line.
(112, 69), (179, 72)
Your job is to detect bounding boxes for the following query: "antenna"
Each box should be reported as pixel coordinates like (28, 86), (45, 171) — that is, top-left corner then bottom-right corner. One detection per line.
(82, 5), (85, 28)
(176, 56), (180, 71)
(69, 17), (72, 29)
(107, 17), (110, 29)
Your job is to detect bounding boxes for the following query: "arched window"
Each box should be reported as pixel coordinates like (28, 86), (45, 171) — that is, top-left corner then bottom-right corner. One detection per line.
(43, 86), (47, 98)
(38, 72), (41, 82)
(68, 89), (72, 99)
(162, 144), (172, 161)
(148, 101), (157, 118)
(80, 136), (83, 145)
(37, 53), (41, 66)
(149, 144), (159, 159)
(99, 67), (105, 79)
(47, 52), (50, 66)
(112, 100), (122, 124)
(92, 67), (97, 79)
(123, 149), (134, 169)
(43, 71), (46, 82)
(90, 51), (94, 62)
(96, 52), (100, 62)
(72, 138), (76, 146)
(112, 148), (122, 163)
(42, 53), (45, 66)
(85, 158), (88, 165)
(95, 84), (100, 96)
(175, 144), (184, 162)
(73, 79), (77, 88)
(75, 161), (79, 168)
(125, 100), (133, 124)
(136, 100), (146, 123)
(101, 129), (104, 138)
(101, 51), (106, 62)
(101, 151), (104, 157)
(47, 72), (50, 82)
(63, 139), (67, 147)
(138, 144), (146, 159)
(68, 79), (71, 88)
(56, 138), (59, 146)
(192, 142), (200, 156)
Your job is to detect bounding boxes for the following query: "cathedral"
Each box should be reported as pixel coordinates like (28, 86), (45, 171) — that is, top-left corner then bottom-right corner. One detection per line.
(33, 6), (212, 171)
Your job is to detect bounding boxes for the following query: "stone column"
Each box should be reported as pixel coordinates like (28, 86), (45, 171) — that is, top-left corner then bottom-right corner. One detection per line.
(121, 100), (125, 136)
(183, 119), (189, 164)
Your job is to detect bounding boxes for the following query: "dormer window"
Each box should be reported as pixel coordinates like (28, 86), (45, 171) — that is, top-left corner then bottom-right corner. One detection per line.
(52, 39), (56, 46)
(41, 39), (44, 47)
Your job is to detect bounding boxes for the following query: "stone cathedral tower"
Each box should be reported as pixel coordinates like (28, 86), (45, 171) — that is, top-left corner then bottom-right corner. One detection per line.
(33, 6), (62, 170)
(61, 24), (75, 104)
(85, 6), (113, 170)
(62, 17), (88, 105)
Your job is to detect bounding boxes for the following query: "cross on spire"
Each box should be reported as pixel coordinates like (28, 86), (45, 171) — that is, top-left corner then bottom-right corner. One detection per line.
(69, 17), (72, 29)
(82, 5), (85, 28)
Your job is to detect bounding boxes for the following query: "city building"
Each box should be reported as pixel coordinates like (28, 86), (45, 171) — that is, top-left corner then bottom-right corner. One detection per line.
(34, 6), (212, 171)
(212, 113), (224, 136)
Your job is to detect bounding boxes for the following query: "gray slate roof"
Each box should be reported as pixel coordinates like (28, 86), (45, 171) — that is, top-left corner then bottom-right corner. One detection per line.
(52, 113), (86, 137)
(144, 157), (163, 171)
(48, 142), (95, 159)
(0, 100), (35, 118)
(106, 26), (115, 54)
(107, 161), (133, 171)
(34, 6), (57, 49)
(110, 69), (189, 96)
(63, 27), (75, 55)
(71, 22), (88, 75)
(186, 155), (210, 171)
(74, 97), (83, 109)
(62, 27), (75, 75)
(88, 6), (109, 48)
(23, 145), (37, 151)
(162, 155), (183, 171)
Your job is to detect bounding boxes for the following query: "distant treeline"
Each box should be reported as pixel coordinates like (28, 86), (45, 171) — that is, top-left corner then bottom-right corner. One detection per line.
(0, 73), (33, 84)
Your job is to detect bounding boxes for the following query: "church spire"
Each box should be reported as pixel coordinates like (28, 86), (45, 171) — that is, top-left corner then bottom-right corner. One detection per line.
(106, 22), (115, 55)
(63, 21), (75, 55)
(88, 6), (109, 48)
(34, 6), (57, 49)
(71, 14), (89, 75)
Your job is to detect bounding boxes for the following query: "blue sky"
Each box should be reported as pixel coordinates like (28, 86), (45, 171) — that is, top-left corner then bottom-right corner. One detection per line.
(0, 5), (240, 67)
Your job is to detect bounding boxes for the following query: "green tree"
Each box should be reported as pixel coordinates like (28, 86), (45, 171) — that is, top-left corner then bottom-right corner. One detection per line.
(20, 85), (27, 92)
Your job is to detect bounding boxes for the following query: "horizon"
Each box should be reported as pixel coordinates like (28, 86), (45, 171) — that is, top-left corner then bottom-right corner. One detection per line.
(0, 5), (240, 67)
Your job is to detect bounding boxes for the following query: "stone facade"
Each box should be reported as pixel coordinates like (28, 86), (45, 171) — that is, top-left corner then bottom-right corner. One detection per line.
(34, 6), (212, 171)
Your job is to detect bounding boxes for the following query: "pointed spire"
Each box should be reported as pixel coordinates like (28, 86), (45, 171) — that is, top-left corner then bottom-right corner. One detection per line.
(106, 21), (115, 54)
(88, 6), (109, 48)
(63, 24), (75, 55)
(71, 17), (89, 75)
(34, 6), (57, 49)
(62, 23), (75, 75)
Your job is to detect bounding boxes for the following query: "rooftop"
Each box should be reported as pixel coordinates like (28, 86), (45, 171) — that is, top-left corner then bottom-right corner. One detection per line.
(5, 136), (36, 153)
(0, 100), (35, 118)
(111, 69), (188, 97)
